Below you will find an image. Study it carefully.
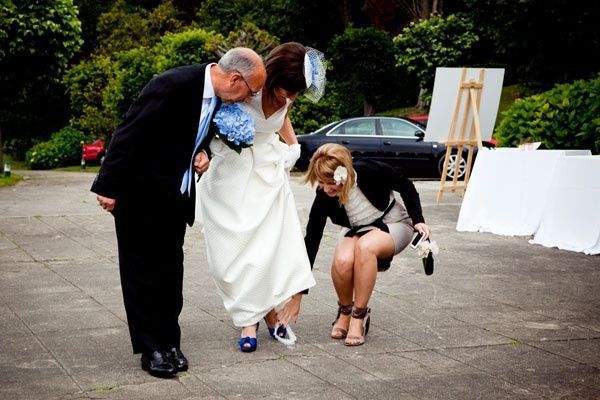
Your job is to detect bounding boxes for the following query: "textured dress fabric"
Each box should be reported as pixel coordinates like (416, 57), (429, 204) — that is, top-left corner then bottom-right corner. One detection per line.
(197, 94), (316, 327)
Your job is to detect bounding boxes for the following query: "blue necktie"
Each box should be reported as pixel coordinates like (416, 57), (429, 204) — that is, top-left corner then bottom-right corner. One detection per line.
(180, 96), (218, 196)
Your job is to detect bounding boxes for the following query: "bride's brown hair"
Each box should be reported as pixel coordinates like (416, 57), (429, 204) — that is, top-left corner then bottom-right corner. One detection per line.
(264, 42), (307, 98)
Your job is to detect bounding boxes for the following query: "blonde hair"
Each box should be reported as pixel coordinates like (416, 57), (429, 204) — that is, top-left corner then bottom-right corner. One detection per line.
(303, 143), (355, 205)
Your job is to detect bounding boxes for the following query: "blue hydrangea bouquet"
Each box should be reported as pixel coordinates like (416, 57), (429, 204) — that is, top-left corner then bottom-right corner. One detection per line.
(212, 103), (255, 154)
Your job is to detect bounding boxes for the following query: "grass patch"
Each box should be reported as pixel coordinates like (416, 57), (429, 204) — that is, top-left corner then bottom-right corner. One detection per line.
(55, 164), (101, 173)
(0, 174), (23, 187)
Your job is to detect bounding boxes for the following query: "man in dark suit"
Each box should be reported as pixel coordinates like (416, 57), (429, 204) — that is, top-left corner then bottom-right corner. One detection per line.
(92, 48), (266, 378)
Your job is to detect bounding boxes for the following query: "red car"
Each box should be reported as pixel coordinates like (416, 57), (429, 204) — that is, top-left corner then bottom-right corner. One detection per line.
(82, 139), (106, 164)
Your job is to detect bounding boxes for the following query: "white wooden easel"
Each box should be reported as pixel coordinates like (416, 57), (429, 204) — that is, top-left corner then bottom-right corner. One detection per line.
(436, 68), (485, 203)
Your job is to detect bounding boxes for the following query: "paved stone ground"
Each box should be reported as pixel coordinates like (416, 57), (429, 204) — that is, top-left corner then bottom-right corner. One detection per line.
(0, 170), (599, 400)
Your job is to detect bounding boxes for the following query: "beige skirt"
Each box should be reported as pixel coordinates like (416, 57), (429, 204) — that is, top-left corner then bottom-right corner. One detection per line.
(339, 201), (415, 269)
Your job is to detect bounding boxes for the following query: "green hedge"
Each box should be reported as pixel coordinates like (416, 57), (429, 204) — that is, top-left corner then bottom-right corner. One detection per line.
(26, 126), (89, 169)
(494, 75), (600, 153)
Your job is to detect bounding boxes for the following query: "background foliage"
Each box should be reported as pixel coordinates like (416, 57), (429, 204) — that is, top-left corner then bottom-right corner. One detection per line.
(1, 0), (598, 169)
(495, 75), (600, 154)
(0, 0), (83, 158)
(25, 126), (89, 169)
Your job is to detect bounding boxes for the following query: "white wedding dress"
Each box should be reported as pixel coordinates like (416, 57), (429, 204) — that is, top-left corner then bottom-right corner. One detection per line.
(196, 94), (316, 327)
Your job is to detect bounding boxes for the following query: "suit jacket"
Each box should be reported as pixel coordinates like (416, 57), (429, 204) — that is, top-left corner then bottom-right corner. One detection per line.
(304, 159), (425, 267)
(91, 63), (217, 225)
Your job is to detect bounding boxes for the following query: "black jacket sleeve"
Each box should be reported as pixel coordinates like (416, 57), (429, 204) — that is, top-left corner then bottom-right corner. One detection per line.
(304, 189), (330, 268)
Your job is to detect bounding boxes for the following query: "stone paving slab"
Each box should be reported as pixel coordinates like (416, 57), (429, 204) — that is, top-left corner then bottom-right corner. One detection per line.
(0, 170), (599, 400)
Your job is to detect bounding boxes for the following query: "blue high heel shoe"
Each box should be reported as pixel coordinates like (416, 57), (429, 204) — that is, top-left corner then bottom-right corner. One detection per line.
(238, 323), (259, 353)
(263, 317), (287, 339)
(269, 324), (287, 339)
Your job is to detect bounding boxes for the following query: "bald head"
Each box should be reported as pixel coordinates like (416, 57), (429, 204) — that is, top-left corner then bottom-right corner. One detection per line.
(218, 47), (264, 78)
(213, 47), (267, 103)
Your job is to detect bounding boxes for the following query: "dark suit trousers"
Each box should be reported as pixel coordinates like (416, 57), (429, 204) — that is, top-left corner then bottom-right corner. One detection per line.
(113, 194), (187, 354)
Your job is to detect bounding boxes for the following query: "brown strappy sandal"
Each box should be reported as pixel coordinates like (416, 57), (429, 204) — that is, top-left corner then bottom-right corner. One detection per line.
(344, 306), (371, 346)
(331, 301), (353, 339)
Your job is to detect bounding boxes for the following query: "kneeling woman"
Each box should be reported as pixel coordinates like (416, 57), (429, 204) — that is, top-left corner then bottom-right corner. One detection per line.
(303, 144), (431, 346)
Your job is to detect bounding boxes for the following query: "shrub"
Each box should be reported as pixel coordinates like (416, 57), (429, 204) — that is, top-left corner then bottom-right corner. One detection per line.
(103, 47), (157, 120)
(494, 75), (600, 153)
(64, 56), (114, 118)
(26, 126), (89, 169)
(289, 93), (340, 135)
(153, 28), (214, 72)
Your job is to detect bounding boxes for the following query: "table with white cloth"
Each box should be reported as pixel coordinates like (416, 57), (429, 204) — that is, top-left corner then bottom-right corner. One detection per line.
(456, 148), (592, 237)
(529, 155), (600, 255)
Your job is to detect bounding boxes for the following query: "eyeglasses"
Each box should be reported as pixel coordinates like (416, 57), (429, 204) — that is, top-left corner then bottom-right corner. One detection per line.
(234, 70), (261, 97)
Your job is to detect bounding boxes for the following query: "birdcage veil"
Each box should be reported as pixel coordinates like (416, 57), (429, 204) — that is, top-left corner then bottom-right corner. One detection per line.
(303, 47), (326, 102)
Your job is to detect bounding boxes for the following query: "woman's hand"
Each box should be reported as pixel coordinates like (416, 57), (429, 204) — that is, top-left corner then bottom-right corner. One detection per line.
(277, 293), (303, 325)
(284, 143), (301, 169)
(414, 222), (431, 241)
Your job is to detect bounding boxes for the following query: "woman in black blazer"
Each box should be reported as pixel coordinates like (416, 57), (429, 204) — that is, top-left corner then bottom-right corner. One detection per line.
(303, 143), (431, 346)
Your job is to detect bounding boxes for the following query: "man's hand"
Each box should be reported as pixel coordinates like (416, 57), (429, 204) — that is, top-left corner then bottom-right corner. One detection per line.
(97, 195), (116, 213)
(193, 150), (210, 175)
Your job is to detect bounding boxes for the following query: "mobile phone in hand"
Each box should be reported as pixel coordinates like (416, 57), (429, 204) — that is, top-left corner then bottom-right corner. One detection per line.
(409, 232), (425, 249)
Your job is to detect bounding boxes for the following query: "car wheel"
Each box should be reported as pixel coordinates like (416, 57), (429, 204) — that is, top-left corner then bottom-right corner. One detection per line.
(438, 151), (467, 180)
(98, 154), (105, 165)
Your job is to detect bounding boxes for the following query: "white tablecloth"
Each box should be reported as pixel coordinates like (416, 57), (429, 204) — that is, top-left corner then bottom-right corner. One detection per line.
(456, 148), (591, 236)
(529, 156), (600, 255)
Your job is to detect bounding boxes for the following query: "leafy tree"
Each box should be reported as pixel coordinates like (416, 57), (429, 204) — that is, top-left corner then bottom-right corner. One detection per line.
(393, 13), (478, 109)
(328, 27), (402, 116)
(102, 47), (158, 122)
(94, 0), (153, 56)
(0, 0), (83, 159)
(208, 21), (279, 58)
(64, 55), (117, 140)
(147, 0), (184, 35)
(73, 27), (228, 138)
(446, 0), (600, 90)
(171, 0), (204, 24)
(72, 0), (113, 57)
(154, 28), (214, 72)
(196, 0), (294, 41)
(364, 0), (443, 34)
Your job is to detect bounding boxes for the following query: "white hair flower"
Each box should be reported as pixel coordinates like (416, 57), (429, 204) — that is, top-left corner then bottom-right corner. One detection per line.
(333, 166), (347, 185)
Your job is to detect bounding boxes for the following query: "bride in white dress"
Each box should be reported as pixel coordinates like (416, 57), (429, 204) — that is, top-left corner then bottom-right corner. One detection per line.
(197, 42), (326, 352)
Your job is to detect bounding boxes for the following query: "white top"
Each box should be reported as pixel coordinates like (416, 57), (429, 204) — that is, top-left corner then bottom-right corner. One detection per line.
(345, 182), (384, 227)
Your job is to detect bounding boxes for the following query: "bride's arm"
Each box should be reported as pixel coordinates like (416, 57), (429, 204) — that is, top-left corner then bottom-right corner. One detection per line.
(279, 115), (297, 145)
(280, 114), (301, 168)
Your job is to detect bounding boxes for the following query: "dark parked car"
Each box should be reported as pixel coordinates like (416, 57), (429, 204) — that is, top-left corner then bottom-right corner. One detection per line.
(296, 116), (492, 180)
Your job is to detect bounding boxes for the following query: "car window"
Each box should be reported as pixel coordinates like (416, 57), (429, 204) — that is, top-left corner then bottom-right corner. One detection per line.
(329, 119), (376, 136)
(381, 118), (420, 137)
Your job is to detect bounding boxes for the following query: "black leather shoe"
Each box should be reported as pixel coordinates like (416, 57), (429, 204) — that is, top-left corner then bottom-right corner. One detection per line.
(166, 347), (188, 372)
(141, 350), (176, 378)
